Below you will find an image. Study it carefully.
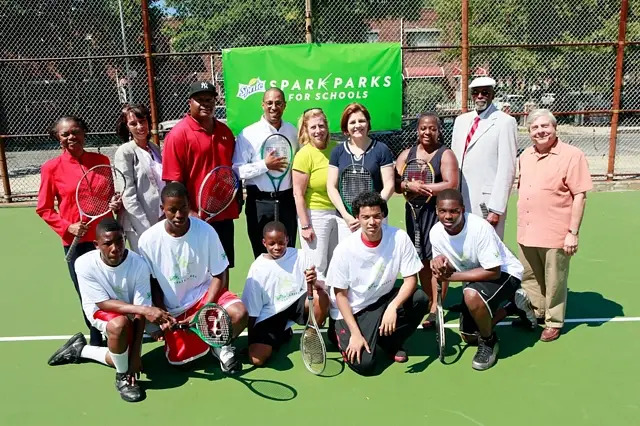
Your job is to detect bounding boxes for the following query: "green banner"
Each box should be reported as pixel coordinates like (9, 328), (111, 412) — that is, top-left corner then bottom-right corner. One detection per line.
(222, 43), (402, 135)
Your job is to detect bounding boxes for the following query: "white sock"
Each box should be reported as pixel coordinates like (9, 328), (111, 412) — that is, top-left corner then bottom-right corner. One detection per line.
(80, 346), (109, 365)
(109, 348), (129, 374)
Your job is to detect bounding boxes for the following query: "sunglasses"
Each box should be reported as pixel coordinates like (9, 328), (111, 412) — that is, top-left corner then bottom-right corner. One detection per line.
(471, 89), (492, 97)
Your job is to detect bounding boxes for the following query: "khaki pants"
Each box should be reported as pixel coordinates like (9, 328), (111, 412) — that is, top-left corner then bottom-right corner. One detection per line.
(518, 245), (571, 328)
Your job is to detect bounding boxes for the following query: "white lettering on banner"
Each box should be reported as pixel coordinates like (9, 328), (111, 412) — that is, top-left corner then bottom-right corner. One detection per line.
(238, 75), (390, 101)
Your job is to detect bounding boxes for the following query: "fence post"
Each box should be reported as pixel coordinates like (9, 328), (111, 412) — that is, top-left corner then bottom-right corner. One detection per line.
(141, 0), (160, 146)
(0, 137), (12, 203)
(305, 0), (313, 43)
(607, 0), (629, 180)
(461, 0), (470, 113)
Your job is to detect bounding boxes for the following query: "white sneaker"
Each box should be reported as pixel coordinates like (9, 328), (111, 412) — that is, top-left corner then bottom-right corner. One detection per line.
(514, 289), (537, 329)
(212, 345), (241, 374)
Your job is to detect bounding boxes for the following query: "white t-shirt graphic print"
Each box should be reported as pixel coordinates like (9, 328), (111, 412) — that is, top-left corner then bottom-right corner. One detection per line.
(242, 248), (311, 324)
(326, 225), (423, 320)
(429, 213), (523, 280)
(138, 217), (229, 316)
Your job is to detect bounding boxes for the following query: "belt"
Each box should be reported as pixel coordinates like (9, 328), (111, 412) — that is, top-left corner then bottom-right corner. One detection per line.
(246, 185), (293, 200)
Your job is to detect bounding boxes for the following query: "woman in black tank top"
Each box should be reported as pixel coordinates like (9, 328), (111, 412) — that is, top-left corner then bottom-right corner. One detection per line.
(395, 112), (460, 328)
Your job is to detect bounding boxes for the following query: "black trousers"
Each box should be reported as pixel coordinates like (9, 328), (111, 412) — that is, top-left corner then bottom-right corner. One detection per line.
(334, 288), (429, 376)
(63, 242), (103, 346)
(245, 186), (297, 258)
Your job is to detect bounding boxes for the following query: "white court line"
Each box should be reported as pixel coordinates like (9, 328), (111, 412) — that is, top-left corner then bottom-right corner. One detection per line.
(1, 316), (638, 342)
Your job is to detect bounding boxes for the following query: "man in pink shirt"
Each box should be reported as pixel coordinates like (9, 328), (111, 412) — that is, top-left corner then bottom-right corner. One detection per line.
(517, 109), (592, 342)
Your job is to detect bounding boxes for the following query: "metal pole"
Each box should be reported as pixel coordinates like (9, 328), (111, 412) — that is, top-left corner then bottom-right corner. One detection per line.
(117, 0), (133, 102)
(141, 0), (160, 146)
(607, 0), (628, 180)
(305, 0), (313, 43)
(461, 0), (469, 113)
(0, 137), (12, 203)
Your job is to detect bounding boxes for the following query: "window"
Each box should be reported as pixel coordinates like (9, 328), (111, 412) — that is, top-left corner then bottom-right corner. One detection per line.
(405, 29), (441, 48)
(367, 31), (380, 43)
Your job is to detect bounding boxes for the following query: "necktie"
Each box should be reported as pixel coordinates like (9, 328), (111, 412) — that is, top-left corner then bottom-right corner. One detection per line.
(462, 116), (481, 159)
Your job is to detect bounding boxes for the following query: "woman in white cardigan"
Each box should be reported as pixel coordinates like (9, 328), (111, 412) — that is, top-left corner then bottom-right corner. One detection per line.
(114, 104), (164, 252)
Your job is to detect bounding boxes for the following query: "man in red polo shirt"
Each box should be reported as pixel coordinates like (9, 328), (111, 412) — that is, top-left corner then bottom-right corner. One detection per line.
(162, 81), (240, 269)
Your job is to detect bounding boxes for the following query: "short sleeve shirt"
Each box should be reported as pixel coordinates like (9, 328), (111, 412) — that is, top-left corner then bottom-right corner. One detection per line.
(161, 115), (239, 221)
(517, 140), (593, 248)
(138, 217), (229, 316)
(329, 140), (395, 194)
(292, 141), (337, 210)
(325, 225), (423, 320)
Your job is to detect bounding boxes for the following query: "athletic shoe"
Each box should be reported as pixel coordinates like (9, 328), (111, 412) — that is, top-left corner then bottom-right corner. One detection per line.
(212, 345), (242, 374)
(47, 332), (86, 366)
(389, 348), (408, 363)
(115, 372), (144, 402)
(514, 289), (537, 330)
(472, 334), (499, 371)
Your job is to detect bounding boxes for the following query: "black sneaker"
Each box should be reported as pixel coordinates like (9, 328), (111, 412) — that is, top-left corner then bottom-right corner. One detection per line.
(115, 372), (144, 402)
(514, 289), (537, 330)
(47, 332), (86, 366)
(472, 334), (499, 371)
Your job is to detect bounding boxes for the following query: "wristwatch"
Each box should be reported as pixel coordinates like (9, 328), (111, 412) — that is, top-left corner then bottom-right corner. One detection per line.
(301, 224), (312, 230)
(402, 180), (409, 196)
(569, 228), (579, 236)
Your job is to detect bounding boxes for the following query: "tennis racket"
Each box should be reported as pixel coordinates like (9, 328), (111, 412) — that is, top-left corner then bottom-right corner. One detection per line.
(402, 158), (435, 257)
(65, 164), (125, 263)
(260, 133), (293, 221)
(435, 279), (445, 363)
(198, 166), (240, 223)
(339, 164), (374, 216)
(173, 303), (232, 348)
(300, 271), (326, 375)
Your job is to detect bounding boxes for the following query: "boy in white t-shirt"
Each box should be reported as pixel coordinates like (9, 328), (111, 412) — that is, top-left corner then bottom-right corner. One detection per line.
(242, 221), (329, 366)
(47, 218), (175, 402)
(326, 192), (428, 376)
(429, 189), (536, 371)
(138, 182), (248, 373)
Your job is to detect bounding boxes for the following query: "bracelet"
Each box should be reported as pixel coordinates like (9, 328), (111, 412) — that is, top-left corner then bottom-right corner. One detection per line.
(301, 224), (312, 230)
(402, 180), (409, 196)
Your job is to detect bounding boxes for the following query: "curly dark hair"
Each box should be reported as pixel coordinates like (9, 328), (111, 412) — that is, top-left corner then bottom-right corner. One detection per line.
(48, 116), (89, 141)
(352, 191), (388, 218)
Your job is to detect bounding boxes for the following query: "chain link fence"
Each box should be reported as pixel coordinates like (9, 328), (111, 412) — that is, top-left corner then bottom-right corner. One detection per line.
(1, 0), (639, 201)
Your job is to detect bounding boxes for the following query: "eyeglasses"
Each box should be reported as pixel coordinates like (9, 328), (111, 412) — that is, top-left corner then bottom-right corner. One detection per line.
(471, 89), (492, 97)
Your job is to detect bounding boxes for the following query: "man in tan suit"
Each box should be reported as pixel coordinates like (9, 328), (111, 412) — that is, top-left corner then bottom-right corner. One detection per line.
(451, 77), (517, 240)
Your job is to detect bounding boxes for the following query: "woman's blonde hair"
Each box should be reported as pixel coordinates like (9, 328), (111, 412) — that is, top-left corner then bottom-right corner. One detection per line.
(297, 108), (330, 146)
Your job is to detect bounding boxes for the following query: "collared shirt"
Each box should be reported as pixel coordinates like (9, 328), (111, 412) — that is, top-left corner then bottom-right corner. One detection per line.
(36, 150), (112, 246)
(232, 116), (299, 192)
(517, 139), (593, 248)
(162, 114), (239, 221)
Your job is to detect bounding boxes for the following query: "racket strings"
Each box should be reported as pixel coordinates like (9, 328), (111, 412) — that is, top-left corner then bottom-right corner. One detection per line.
(339, 167), (373, 211)
(197, 307), (231, 345)
(263, 135), (291, 178)
(77, 168), (117, 216)
(301, 328), (325, 373)
(200, 169), (237, 214)
(403, 160), (435, 205)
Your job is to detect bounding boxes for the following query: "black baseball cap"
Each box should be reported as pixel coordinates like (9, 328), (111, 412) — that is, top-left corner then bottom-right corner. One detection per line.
(188, 81), (218, 98)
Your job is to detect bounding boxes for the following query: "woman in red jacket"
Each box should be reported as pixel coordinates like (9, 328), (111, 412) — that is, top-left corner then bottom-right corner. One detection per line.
(36, 116), (114, 346)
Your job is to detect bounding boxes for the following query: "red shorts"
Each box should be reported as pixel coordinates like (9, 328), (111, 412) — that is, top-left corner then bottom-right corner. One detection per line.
(164, 289), (241, 365)
(93, 310), (133, 345)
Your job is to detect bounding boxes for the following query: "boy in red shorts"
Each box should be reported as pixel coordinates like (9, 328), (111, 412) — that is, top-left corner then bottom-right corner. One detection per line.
(138, 182), (248, 373)
(47, 218), (175, 402)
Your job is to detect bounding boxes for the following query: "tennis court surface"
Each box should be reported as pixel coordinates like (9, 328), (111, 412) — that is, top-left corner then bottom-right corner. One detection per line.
(1, 191), (638, 425)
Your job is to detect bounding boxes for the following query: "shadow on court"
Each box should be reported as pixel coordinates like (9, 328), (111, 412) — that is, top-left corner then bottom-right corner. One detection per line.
(140, 337), (299, 401)
(563, 290), (625, 334)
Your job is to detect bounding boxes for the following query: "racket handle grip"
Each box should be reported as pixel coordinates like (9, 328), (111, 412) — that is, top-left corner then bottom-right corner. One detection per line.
(65, 236), (81, 263)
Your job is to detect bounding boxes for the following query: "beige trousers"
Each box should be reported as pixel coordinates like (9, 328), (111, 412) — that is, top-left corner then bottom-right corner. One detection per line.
(518, 245), (571, 328)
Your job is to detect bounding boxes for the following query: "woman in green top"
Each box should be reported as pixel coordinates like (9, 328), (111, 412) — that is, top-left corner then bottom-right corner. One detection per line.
(292, 108), (338, 285)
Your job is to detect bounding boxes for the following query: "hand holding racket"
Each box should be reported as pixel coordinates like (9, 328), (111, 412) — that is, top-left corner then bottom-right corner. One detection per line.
(260, 134), (293, 221)
(172, 303), (232, 348)
(198, 166), (239, 223)
(300, 266), (326, 375)
(264, 149), (289, 172)
(65, 165), (126, 263)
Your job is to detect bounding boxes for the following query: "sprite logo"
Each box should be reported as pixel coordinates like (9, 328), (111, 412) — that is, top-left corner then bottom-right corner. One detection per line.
(237, 77), (266, 100)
